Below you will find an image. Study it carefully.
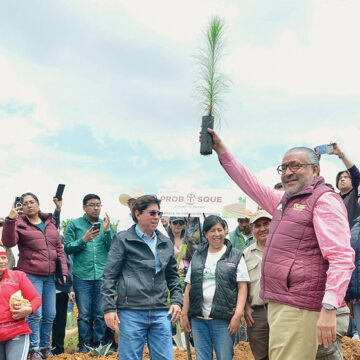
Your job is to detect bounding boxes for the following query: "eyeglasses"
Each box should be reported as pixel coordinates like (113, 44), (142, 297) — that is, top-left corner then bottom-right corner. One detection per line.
(23, 200), (37, 207)
(86, 203), (102, 208)
(276, 162), (314, 175)
(141, 210), (163, 217)
(339, 175), (351, 180)
(172, 221), (185, 226)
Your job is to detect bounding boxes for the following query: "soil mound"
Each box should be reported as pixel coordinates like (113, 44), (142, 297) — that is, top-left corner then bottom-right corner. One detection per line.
(51, 337), (360, 359)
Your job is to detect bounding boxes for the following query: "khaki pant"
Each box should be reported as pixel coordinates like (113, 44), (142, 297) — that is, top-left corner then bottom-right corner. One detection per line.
(316, 306), (350, 360)
(268, 302), (320, 360)
(247, 305), (269, 360)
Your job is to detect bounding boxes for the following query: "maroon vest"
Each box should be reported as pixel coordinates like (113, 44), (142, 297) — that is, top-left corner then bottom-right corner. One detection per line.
(260, 177), (332, 311)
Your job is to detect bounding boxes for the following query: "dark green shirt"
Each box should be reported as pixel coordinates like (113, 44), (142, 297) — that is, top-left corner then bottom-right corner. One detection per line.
(35, 221), (45, 232)
(64, 215), (114, 280)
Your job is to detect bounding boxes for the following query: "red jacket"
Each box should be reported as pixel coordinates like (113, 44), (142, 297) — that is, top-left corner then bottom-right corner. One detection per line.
(0, 269), (42, 341)
(260, 178), (331, 311)
(2, 213), (68, 277)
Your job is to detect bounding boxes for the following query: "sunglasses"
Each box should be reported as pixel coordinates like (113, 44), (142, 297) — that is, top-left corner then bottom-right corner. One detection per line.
(141, 210), (163, 217)
(172, 221), (185, 226)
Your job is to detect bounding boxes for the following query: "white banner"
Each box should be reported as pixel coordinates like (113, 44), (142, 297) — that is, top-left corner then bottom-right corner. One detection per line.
(157, 189), (248, 218)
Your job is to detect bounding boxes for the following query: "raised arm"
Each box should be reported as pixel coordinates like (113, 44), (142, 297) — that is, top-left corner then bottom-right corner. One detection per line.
(2, 202), (22, 247)
(329, 143), (355, 170)
(207, 129), (283, 214)
(52, 196), (62, 229)
(329, 143), (360, 189)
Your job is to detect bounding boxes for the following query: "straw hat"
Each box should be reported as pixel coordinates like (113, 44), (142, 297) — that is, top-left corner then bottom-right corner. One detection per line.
(119, 188), (145, 207)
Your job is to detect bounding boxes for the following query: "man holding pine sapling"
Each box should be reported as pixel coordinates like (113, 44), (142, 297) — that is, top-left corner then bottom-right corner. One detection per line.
(205, 129), (354, 360)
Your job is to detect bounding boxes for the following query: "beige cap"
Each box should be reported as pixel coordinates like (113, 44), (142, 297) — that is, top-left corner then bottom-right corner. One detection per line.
(250, 210), (272, 225)
(119, 188), (145, 207)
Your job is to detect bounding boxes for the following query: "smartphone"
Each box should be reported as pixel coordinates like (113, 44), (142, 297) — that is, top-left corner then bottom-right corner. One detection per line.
(93, 222), (101, 231)
(55, 184), (65, 200)
(315, 144), (334, 155)
(15, 196), (23, 209)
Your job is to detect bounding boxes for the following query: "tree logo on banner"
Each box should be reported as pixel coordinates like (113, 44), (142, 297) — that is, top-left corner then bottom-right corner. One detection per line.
(186, 193), (196, 205)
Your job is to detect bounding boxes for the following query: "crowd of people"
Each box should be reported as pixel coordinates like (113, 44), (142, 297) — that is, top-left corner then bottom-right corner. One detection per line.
(0, 132), (359, 360)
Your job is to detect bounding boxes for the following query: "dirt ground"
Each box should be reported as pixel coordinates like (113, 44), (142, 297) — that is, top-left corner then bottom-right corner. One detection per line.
(50, 337), (360, 360)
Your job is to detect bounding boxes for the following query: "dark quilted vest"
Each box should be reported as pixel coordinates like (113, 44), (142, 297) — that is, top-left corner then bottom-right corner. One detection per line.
(189, 239), (242, 321)
(260, 177), (333, 311)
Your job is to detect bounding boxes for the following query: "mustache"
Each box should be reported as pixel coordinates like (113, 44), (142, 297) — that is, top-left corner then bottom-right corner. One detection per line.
(284, 175), (298, 182)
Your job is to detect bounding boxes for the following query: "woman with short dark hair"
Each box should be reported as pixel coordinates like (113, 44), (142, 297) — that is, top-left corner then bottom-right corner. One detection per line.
(182, 215), (249, 360)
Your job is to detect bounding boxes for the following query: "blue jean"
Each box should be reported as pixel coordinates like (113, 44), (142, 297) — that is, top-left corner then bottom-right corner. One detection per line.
(353, 303), (360, 335)
(73, 276), (106, 351)
(26, 274), (56, 351)
(118, 309), (172, 360)
(191, 317), (234, 360)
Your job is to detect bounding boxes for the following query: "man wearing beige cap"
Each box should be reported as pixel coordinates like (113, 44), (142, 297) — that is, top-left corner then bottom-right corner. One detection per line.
(244, 210), (272, 360)
(118, 188), (168, 235)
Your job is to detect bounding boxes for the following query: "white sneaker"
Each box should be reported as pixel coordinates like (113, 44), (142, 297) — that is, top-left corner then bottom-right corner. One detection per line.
(352, 333), (360, 340)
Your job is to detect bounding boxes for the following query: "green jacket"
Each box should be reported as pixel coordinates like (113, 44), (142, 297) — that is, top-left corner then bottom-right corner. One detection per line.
(229, 226), (253, 251)
(64, 215), (114, 280)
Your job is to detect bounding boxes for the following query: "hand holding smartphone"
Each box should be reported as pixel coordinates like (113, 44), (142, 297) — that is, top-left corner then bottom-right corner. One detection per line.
(15, 196), (23, 209)
(92, 222), (101, 231)
(84, 222), (101, 243)
(55, 184), (65, 200)
(315, 144), (334, 155)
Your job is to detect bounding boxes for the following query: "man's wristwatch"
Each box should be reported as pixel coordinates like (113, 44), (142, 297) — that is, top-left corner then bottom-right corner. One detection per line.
(322, 303), (336, 310)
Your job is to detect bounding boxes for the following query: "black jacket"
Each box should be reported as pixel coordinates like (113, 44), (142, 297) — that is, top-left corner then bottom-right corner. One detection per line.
(346, 216), (360, 300)
(189, 239), (242, 321)
(101, 225), (183, 313)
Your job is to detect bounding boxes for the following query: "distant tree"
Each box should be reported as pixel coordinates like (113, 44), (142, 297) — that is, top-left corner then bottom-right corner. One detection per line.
(61, 219), (71, 236)
(111, 221), (119, 233)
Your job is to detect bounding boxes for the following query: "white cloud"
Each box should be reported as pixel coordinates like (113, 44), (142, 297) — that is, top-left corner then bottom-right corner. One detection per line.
(68, 0), (239, 46)
(0, 0), (359, 216)
(130, 155), (148, 168)
(229, 2), (360, 96)
(162, 174), (206, 190)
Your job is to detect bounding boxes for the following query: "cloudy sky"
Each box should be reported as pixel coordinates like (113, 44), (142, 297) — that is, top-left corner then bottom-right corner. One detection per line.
(0, 0), (359, 223)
